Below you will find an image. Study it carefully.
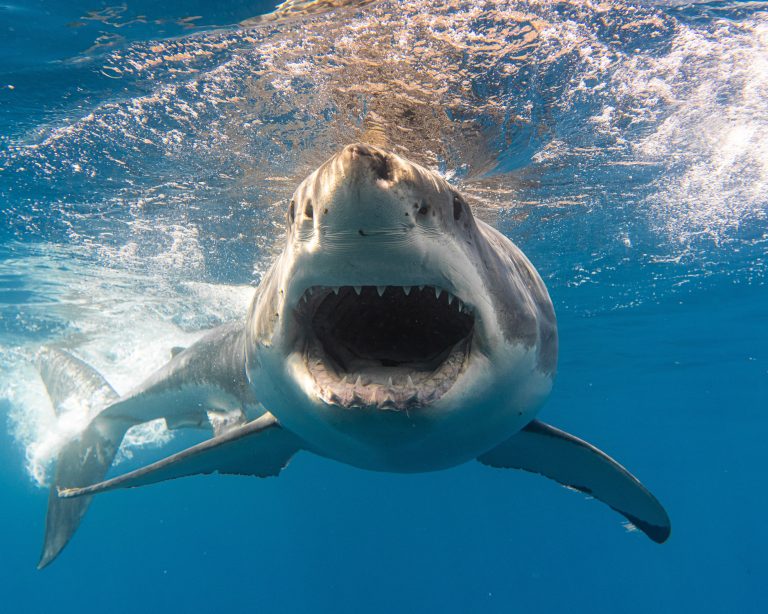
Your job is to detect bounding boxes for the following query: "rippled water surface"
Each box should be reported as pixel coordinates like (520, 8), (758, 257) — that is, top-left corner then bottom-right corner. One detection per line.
(1, 1), (766, 612)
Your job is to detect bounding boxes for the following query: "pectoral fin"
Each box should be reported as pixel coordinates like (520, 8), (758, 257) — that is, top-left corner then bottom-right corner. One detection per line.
(59, 413), (302, 499)
(478, 420), (670, 543)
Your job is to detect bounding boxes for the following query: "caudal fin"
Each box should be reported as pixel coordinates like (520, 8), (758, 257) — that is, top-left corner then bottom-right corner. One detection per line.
(36, 349), (130, 569)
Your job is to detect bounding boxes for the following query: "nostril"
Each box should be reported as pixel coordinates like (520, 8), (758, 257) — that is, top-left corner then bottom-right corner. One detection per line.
(288, 199), (295, 223)
(305, 199), (314, 219)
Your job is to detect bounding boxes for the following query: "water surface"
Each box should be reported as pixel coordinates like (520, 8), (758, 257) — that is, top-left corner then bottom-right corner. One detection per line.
(1, 1), (766, 612)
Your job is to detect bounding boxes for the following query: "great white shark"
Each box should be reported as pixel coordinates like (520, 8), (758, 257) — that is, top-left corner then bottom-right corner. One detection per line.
(36, 143), (670, 568)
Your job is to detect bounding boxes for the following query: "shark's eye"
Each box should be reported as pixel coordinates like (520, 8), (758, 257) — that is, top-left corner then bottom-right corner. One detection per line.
(288, 199), (295, 223)
(453, 194), (464, 221)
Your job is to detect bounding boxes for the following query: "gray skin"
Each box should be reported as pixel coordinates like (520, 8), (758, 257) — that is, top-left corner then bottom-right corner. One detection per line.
(37, 144), (670, 569)
(244, 143), (556, 472)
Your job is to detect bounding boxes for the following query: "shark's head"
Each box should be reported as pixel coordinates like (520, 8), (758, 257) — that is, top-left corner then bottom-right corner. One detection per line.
(246, 143), (557, 471)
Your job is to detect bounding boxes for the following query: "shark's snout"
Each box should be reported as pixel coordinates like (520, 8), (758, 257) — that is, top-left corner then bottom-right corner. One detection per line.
(335, 143), (402, 232)
(342, 142), (393, 182)
(291, 143), (463, 247)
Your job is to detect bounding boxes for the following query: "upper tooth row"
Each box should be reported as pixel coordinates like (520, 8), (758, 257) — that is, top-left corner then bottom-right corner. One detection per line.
(303, 286), (471, 313)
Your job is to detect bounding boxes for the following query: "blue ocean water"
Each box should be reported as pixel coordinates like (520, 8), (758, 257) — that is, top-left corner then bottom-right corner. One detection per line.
(1, 0), (767, 612)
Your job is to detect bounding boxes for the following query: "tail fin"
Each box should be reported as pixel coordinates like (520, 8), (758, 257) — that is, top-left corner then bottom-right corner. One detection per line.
(36, 349), (130, 569)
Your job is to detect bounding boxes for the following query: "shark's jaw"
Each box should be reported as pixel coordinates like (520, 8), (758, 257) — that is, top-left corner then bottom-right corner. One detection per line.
(245, 143), (555, 470)
(295, 284), (475, 411)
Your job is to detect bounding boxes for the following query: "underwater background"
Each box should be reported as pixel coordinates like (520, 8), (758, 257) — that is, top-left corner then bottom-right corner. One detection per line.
(1, 0), (766, 611)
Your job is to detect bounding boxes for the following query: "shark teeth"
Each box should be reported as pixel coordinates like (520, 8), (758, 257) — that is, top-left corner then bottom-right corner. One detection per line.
(311, 343), (471, 411)
(297, 285), (471, 315)
(300, 282), (475, 411)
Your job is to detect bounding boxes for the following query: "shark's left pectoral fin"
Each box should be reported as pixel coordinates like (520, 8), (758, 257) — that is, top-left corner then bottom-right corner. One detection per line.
(59, 413), (302, 499)
(478, 420), (670, 543)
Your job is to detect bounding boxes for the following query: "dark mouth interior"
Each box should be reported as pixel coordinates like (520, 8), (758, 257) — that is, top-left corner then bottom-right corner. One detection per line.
(308, 286), (474, 371)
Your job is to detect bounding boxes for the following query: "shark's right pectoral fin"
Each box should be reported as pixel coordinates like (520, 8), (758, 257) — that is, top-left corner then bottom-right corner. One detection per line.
(59, 413), (302, 499)
(478, 420), (671, 543)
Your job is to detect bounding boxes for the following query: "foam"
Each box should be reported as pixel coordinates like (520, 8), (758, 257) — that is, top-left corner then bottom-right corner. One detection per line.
(3, 1), (767, 485)
(0, 244), (254, 486)
(635, 16), (768, 246)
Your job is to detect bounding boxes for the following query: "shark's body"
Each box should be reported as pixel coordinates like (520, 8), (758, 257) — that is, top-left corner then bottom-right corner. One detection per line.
(36, 144), (670, 568)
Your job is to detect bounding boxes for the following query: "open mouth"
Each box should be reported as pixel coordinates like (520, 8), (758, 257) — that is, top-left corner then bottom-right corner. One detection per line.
(295, 285), (475, 410)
